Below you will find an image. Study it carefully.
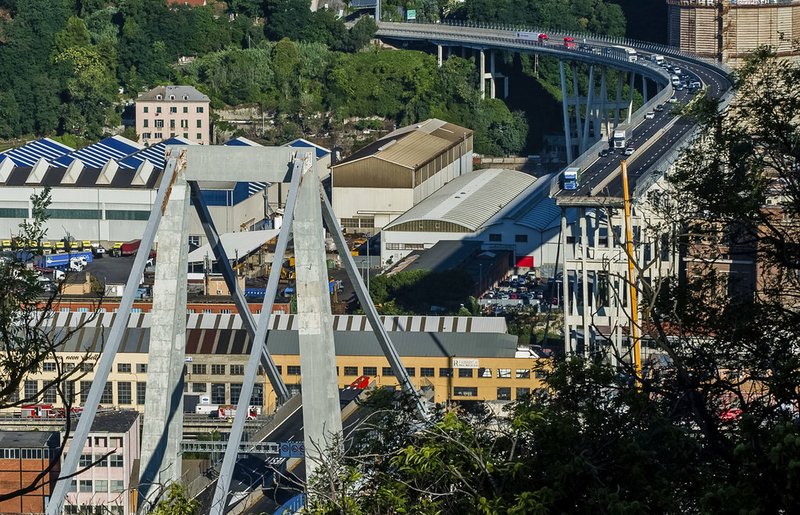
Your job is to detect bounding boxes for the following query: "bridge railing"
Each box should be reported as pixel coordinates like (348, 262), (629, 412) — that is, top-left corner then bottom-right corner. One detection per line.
(381, 20), (733, 79)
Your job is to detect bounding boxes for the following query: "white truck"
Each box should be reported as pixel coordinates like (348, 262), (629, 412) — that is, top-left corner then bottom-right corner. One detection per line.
(650, 54), (664, 66)
(613, 128), (632, 149)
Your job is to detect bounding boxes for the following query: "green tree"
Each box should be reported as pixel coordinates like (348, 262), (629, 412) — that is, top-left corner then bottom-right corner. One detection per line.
(149, 484), (198, 515)
(264, 0), (312, 41)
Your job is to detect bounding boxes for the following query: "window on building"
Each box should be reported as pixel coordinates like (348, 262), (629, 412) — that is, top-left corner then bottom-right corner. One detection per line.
(136, 382), (146, 404)
(211, 384), (225, 404)
(169, 119), (175, 129)
(192, 383), (207, 393)
(183, 133), (189, 139)
(180, 119), (188, 128)
(192, 364), (206, 375)
(196, 119), (202, 128)
(516, 369), (531, 379)
(142, 132), (151, 140)
(81, 362), (94, 372)
(143, 119), (149, 128)
(343, 366), (358, 376)
(68, 480), (77, 493)
(516, 387), (531, 400)
(196, 133), (202, 140)
(420, 367), (434, 377)
(183, 106), (188, 113)
(110, 480), (125, 492)
(458, 368), (474, 378)
(155, 119), (164, 128)
(117, 363), (131, 373)
(170, 106), (177, 113)
(79, 454), (92, 467)
(230, 365), (244, 375)
(363, 366), (377, 376)
(79, 480), (92, 492)
(117, 382), (131, 404)
(287, 365), (301, 376)
(154, 132), (162, 139)
(230, 383), (242, 404)
(489, 233), (502, 242)
(275, 365), (282, 374)
(534, 370), (548, 379)
(497, 368), (512, 379)
(24, 380), (38, 400)
(381, 367), (394, 376)
(515, 234), (528, 243)
(252, 383), (264, 406)
(211, 364), (225, 375)
(95, 480), (108, 493)
(43, 385), (57, 403)
(439, 368), (453, 378)
(197, 106), (204, 113)
(477, 367), (492, 378)
(453, 387), (478, 397)
(143, 106), (149, 113)
(497, 387), (512, 401)
(156, 106), (162, 113)
(100, 382), (113, 404)
(405, 367), (415, 377)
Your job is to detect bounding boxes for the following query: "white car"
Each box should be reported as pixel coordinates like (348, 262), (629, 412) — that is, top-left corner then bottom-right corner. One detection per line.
(645, 112), (655, 119)
(624, 147), (635, 156)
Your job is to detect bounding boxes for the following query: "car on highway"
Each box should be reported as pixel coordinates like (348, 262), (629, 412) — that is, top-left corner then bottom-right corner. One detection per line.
(654, 104), (664, 112)
(689, 80), (701, 89)
(599, 148), (610, 157)
(644, 111), (655, 119)
(668, 96), (678, 103)
(624, 147), (635, 156)
(675, 82), (685, 91)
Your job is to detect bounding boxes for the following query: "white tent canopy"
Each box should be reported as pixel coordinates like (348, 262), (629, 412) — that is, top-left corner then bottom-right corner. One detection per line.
(186, 229), (280, 264)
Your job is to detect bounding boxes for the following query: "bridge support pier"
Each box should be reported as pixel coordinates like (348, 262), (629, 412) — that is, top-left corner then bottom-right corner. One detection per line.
(559, 61), (574, 163)
(627, 72), (635, 124)
(437, 44), (442, 67)
(479, 49), (486, 98)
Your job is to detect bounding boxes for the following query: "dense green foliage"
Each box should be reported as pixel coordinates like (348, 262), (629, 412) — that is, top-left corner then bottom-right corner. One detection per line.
(308, 50), (800, 514)
(367, 269), (477, 315)
(0, 0), (629, 155)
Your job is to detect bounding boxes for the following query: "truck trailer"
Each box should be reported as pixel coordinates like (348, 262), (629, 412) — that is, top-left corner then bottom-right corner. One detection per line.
(560, 167), (582, 191)
(613, 128), (632, 149)
(33, 251), (93, 270)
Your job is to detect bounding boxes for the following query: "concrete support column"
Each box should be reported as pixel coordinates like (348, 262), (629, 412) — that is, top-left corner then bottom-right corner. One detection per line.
(561, 209), (571, 353)
(581, 65), (595, 153)
(504, 76), (509, 98)
(615, 73), (624, 128)
(600, 68), (608, 138)
(490, 50), (497, 99)
(627, 72), (635, 124)
(479, 49), (486, 99)
(138, 176), (190, 507)
(294, 159), (342, 480)
(571, 64), (583, 149)
(437, 44), (443, 67)
(559, 61), (574, 163)
(580, 209), (590, 357)
(643, 76), (649, 103)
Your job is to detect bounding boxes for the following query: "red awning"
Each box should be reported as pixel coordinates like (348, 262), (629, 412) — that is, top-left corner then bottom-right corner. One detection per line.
(516, 256), (534, 268)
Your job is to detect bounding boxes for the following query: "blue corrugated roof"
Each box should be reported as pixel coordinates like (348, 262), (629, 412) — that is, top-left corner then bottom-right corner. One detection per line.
(53, 136), (141, 169)
(516, 198), (562, 231)
(118, 137), (190, 170)
(285, 138), (330, 160)
(224, 137), (261, 147)
(0, 138), (73, 167)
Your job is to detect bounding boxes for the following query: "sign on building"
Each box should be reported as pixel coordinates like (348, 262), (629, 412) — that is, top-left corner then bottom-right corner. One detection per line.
(452, 358), (479, 369)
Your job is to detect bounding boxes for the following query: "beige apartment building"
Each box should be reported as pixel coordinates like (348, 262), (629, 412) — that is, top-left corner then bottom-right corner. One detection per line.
(135, 85), (210, 145)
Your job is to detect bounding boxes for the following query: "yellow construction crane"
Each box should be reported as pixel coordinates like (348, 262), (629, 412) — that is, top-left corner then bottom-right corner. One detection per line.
(621, 160), (642, 382)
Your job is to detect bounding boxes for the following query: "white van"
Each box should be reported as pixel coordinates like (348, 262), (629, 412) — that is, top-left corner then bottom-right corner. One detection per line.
(671, 75), (680, 87)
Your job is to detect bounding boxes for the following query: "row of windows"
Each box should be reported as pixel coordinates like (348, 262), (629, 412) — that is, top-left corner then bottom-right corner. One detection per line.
(142, 119), (202, 129)
(488, 234), (529, 243)
(78, 453), (124, 467)
(142, 132), (204, 141)
(340, 217), (375, 229)
(0, 448), (50, 459)
(453, 387), (531, 400)
(0, 210), (153, 222)
(68, 479), (125, 493)
(143, 105), (204, 114)
(0, 208), (28, 218)
(65, 506), (124, 515)
(385, 243), (426, 250)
